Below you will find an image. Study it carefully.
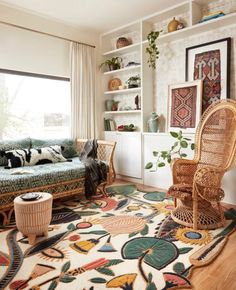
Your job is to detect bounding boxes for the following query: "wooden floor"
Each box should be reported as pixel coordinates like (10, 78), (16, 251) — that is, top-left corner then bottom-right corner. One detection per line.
(115, 180), (236, 290)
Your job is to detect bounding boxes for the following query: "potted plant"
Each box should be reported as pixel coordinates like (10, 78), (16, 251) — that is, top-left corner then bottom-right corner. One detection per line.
(100, 57), (123, 71)
(145, 130), (195, 170)
(127, 75), (141, 88)
(145, 30), (161, 69)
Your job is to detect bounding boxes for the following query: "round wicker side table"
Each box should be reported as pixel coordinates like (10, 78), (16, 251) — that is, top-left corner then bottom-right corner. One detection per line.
(14, 192), (52, 245)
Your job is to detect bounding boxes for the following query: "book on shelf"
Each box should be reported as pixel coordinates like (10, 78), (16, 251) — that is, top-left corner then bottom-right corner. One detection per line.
(104, 118), (115, 131)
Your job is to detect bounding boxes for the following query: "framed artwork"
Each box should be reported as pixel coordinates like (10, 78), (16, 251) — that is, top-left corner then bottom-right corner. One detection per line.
(185, 37), (231, 112)
(168, 80), (203, 133)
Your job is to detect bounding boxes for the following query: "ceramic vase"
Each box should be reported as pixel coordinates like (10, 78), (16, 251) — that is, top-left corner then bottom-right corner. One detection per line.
(105, 100), (114, 111)
(148, 112), (159, 132)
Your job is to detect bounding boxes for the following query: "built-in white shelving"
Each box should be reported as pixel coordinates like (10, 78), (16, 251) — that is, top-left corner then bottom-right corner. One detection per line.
(104, 110), (141, 114)
(100, 0), (236, 179)
(103, 65), (141, 75)
(104, 87), (141, 95)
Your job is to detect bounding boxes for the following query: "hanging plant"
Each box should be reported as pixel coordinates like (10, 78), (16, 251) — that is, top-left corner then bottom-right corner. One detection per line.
(145, 31), (161, 69)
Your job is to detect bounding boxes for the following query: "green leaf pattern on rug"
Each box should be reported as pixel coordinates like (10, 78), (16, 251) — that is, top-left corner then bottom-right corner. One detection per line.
(96, 267), (115, 276)
(60, 275), (76, 283)
(122, 237), (179, 270)
(90, 277), (107, 284)
(179, 247), (193, 254)
(61, 261), (71, 273)
(173, 262), (185, 274)
(48, 280), (58, 290)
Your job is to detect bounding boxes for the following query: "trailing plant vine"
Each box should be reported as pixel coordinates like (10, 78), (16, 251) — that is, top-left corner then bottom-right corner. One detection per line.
(145, 131), (195, 171)
(145, 31), (161, 69)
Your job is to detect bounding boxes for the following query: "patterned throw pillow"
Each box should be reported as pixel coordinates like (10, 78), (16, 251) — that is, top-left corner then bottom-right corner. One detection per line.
(31, 138), (78, 159)
(0, 138), (31, 166)
(2, 145), (67, 168)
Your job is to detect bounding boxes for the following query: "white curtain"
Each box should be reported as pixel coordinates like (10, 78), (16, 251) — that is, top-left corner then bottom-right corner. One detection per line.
(70, 42), (96, 139)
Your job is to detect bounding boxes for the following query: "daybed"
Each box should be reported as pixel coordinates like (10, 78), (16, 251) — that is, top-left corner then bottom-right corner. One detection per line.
(0, 138), (116, 225)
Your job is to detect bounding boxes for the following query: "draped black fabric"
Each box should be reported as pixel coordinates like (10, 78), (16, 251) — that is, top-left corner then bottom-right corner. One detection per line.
(79, 139), (107, 198)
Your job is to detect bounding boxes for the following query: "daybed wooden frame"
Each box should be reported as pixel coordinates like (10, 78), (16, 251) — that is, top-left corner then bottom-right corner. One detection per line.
(0, 139), (116, 225)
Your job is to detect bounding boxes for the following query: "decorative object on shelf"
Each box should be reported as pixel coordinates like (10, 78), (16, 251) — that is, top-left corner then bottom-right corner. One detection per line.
(112, 101), (119, 111)
(105, 99), (115, 111)
(116, 37), (131, 49)
(147, 112), (159, 132)
(108, 77), (122, 91)
(168, 80), (203, 133)
(176, 22), (185, 30)
(127, 75), (141, 88)
(118, 85), (125, 90)
(125, 61), (141, 67)
(199, 11), (225, 23)
(118, 124), (136, 131)
(167, 17), (181, 32)
(100, 56), (123, 71)
(134, 95), (140, 110)
(186, 38), (231, 112)
(146, 30), (161, 69)
(145, 130), (195, 171)
(104, 118), (116, 131)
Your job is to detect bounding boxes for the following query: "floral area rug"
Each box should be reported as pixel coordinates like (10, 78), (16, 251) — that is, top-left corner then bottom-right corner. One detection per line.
(0, 184), (235, 290)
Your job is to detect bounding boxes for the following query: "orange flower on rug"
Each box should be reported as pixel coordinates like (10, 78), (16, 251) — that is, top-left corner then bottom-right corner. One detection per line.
(0, 184), (235, 290)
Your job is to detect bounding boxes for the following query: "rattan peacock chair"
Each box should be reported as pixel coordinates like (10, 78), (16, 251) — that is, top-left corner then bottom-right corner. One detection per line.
(167, 99), (236, 230)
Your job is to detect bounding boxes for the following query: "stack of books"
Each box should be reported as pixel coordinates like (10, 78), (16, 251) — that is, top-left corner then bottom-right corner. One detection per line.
(199, 11), (225, 23)
(104, 118), (116, 131)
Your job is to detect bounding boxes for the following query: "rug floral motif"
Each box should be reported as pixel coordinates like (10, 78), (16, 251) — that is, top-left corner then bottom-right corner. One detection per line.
(0, 184), (235, 290)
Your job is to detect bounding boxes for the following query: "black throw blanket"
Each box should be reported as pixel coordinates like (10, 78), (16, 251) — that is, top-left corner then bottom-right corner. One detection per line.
(79, 139), (107, 198)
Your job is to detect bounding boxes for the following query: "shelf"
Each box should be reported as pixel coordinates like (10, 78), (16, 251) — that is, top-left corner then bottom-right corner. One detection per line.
(104, 110), (141, 114)
(103, 42), (140, 56)
(142, 11), (236, 44)
(105, 130), (141, 134)
(103, 65), (141, 75)
(104, 87), (141, 95)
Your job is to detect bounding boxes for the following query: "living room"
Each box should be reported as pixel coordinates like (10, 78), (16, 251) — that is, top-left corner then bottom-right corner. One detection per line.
(0, 0), (236, 289)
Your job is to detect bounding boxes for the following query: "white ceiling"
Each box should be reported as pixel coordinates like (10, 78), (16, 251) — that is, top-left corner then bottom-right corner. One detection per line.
(0, 0), (184, 33)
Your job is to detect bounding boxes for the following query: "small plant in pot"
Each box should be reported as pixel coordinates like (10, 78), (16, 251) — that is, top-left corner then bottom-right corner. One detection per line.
(127, 75), (141, 88)
(100, 57), (123, 71)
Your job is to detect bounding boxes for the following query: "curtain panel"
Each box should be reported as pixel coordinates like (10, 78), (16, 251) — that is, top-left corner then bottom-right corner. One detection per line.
(70, 42), (96, 139)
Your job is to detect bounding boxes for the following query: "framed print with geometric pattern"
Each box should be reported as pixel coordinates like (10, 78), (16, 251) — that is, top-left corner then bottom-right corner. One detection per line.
(168, 80), (203, 133)
(186, 38), (231, 113)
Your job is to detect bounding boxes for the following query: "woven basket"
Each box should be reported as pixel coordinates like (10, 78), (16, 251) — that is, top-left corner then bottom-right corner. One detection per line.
(116, 37), (130, 49)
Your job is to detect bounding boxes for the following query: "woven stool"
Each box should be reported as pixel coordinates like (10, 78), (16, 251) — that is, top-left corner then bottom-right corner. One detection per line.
(14, 192), (52, 245)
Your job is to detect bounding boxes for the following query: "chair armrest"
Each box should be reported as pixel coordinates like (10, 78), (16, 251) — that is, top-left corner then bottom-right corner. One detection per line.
(172, 158), (198, 185)
(194, 167), (224, 188)
(193, 167), (225, 202)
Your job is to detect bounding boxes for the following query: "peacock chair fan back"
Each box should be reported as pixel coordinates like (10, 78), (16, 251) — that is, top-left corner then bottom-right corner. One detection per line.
(194, 99), (236, 171)
(167, 99), (236, 230)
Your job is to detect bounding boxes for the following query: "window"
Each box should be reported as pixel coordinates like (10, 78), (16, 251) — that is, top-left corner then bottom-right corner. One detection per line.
(0, 70), (70, 140)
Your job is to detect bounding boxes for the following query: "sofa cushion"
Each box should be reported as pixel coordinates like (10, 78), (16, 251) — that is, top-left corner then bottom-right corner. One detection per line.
(4, 145), (67, 168)
(0, 138), (31, 167)
(0, 157), (85, 194)
(31, 138), (78, 159)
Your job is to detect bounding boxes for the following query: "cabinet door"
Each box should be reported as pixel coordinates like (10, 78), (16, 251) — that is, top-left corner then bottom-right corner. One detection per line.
(105, 131), (142, 178)
(116, 132), (142, 178)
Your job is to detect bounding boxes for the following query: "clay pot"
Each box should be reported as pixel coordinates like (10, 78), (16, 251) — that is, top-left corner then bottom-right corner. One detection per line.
(168, 17), (180, 33)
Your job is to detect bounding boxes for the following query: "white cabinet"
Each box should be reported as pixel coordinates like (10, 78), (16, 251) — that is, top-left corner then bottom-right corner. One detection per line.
(105, 131), (142, 178)
(143, 133), (194, 189)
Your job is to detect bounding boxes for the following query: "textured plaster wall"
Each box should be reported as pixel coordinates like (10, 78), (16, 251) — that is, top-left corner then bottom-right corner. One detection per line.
(154, 24), (236, 131)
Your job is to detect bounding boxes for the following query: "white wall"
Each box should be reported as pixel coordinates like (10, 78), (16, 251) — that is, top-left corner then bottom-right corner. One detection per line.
(0, 3), (99, 77)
